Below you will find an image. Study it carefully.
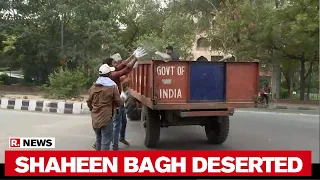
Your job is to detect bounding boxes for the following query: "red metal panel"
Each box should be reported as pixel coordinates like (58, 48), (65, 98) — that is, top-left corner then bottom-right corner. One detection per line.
(136, 66), (139, 93)
(142, 65), (147, 97)
(131, 70), (134, 90)
(139, 65), (143, 94)
(147, 64), (152, 98)
(179, 108), (234, 117)
(138, 66), (141, 93)
(129, 63), (152, 99)
(226, 62), (259, 102)
(141, 65), (144, 93)
(128, 71), (132, 89)
(134, 68), (138, 92)
(141, 65), (144, 95)
(153, 61), (189, 103)
(131, 68), (135, 91)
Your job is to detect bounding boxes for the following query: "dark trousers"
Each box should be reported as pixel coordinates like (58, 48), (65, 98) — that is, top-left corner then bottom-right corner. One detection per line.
(261, 94), (269, 104)
(120, 105), (127, 140)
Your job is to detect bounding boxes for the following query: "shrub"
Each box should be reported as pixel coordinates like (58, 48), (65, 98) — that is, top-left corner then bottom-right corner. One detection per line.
(0, 73), (10, 85)
(44, 68), (86, 99)
(280, 87), (289, 99)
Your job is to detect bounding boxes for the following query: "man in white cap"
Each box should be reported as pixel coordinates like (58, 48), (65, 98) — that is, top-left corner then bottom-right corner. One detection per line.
(94, 47), (146, 150)
(87, 64), (124, 150)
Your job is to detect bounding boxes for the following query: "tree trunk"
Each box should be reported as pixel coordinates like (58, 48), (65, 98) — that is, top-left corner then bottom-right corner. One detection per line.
(284, 72), (290, 97)
(306, 62), (315, 100)
(284, 69), (294, 99)
(271, 58), (281, 99)
(299, 60), (305, 100)
(300, 58), (315, 100)
(307, 72), (312, 100)
(289, 70), (294, 99)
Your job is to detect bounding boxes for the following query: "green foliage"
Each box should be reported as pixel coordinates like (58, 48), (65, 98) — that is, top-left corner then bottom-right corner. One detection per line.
(186, 0), (319, 100)
(44, 68), (86, 99)
(0, 74), (10, 85)
(115, 0), (165, 50)
(118, 0), (196, 60)
(1, 0), (318, 101)
(2, 36), (16, 53)
(1, 0), (121, 84)
(280, 87), (289, 99)
(136, 33), (170, 60)
(258, 77), (269, 89)
(1, 0), (197, 89)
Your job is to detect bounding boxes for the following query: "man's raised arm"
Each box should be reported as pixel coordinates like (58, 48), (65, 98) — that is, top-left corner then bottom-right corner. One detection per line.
(121, 54), (136, 65)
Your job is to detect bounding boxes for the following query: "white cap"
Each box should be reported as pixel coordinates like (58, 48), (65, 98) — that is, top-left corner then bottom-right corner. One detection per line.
(110, 53), (122, 62)
(99, 64), (115, 75)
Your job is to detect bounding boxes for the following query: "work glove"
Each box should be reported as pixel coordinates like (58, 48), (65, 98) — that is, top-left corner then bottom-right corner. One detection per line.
(133, 47), (147, 59)
(120, 91), (129, 103)
(133, 47), (142, 55)
(133, 61), (139, 68)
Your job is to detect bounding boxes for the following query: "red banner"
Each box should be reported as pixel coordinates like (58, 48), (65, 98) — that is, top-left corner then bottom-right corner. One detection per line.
(4, 150), (312, 176)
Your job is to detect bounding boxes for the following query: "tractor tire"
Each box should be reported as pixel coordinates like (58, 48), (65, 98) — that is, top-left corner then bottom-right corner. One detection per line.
(141, 105), (160, 148)
(205, 116), (230, 144)
(124, 93), (141, 121)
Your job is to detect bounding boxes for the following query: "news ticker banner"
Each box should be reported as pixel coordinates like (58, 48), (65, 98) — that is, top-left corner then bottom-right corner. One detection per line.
(4, 150), (312, 177)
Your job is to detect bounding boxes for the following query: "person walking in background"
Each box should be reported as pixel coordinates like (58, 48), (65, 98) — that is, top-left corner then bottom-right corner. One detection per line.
(87, 64), (124, 150)
(166, 45), (180, 61)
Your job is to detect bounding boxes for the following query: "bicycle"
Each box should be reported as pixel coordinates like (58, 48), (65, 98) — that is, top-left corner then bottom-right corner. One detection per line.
(255, 92), (277, 109)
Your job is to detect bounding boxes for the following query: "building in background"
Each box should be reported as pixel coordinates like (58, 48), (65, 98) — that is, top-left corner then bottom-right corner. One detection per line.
(190, 34), (230, 61)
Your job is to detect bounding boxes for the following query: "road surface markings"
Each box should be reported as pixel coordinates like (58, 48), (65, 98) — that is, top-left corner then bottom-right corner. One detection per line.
(0, 109), (89, 118)
(236, 110), (319, 117)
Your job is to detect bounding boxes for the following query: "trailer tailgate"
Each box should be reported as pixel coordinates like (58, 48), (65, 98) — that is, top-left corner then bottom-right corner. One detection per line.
(128, 60), (259, 110)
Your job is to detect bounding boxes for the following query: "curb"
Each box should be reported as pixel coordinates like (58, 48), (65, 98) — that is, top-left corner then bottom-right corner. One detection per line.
(297, 107), (318, 110)
(276, 106), (288, 109)
(1, 98), (318, 114)
(276, 105), (318, 111)
(0, 98), (90, 114)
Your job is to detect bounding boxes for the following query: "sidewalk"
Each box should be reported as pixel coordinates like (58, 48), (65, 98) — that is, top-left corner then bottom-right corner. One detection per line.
(1, 92), (319, 114)
(276, 103), (319, 110)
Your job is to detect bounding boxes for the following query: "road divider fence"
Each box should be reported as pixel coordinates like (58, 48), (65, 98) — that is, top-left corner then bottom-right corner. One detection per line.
(0, 98), (90, 114)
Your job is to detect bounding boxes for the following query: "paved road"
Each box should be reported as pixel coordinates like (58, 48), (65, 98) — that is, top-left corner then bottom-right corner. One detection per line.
(0, 109), (319, 163)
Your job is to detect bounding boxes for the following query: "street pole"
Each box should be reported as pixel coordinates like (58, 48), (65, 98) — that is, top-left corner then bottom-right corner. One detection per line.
(60, 14), (64, 69)
(61, 14), (64, 53)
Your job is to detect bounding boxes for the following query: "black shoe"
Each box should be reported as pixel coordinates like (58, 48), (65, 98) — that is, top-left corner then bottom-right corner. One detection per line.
(120, 139), (130, 146)
(92, 143), (96, 149)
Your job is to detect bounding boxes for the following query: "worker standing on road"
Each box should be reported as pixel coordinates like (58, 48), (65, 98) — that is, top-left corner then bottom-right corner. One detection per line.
(92, 47), (147, 150)
(166, 45), (180, 61)
(87, 64), (124, 150)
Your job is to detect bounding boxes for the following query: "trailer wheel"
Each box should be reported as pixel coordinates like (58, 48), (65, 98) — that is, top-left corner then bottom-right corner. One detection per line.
(124, 93), (141, 121)
(205, 116), (229, 144)
(141, 105), (160, 148)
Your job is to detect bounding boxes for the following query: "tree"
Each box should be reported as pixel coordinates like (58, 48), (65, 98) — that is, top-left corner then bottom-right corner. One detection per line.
(114, 0), (166, 55)
(272, 0), (319, 100)
(136, 11), (197, 59)
(116, 0), (197, 59)
(1, 0), (122, 84)
(186, 0), (319, 100)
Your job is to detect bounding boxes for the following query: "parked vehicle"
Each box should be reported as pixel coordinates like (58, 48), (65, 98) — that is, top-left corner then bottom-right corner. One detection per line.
(126, 60), (259, 148)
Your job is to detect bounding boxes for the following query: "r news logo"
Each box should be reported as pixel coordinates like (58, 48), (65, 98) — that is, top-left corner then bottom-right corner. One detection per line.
(9, 137), (55, 149)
